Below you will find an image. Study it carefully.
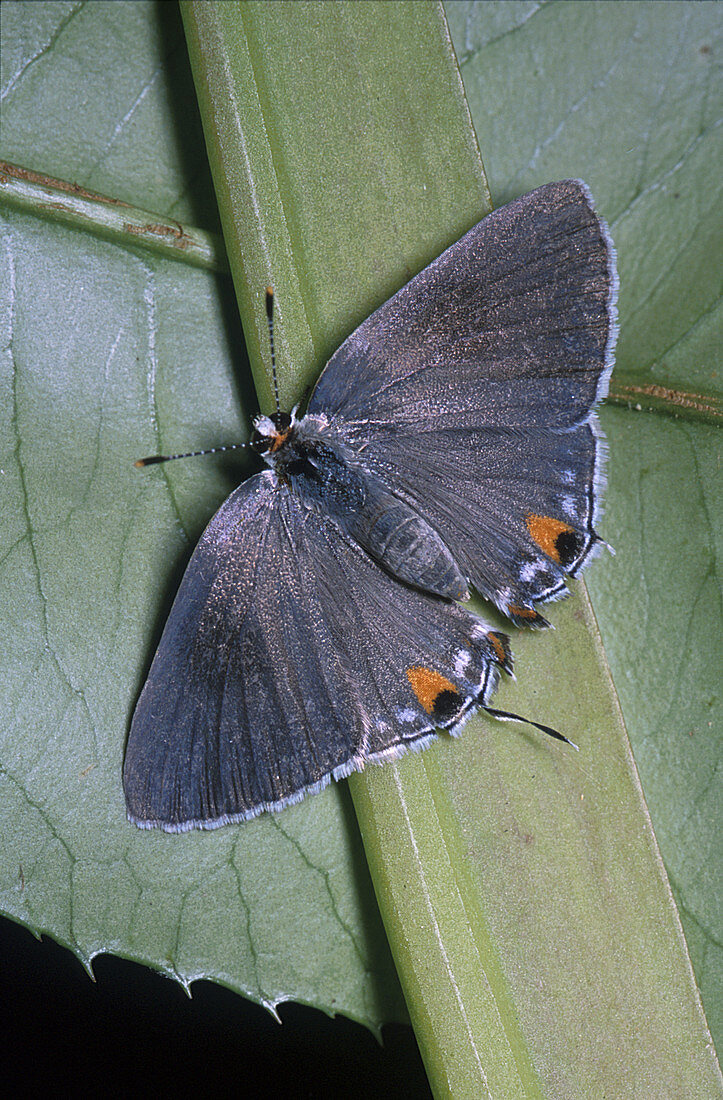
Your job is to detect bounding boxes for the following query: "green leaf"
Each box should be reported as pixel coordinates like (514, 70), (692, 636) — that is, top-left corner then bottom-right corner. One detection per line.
(0, 0), (219, 228)
(447, 0), (723, 1053)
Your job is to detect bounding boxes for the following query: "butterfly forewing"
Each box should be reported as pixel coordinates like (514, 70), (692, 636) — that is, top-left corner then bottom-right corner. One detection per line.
(308, 180), (616, 430)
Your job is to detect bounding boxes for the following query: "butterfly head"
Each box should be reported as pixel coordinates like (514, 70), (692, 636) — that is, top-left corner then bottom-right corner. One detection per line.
(250, 406), (300, 458)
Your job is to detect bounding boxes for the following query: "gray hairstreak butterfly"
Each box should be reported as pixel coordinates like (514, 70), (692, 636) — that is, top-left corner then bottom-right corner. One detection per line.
(124, 179), (617, 831)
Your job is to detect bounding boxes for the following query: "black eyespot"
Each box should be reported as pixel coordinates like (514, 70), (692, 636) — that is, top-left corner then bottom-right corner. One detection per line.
(555, 528), (585, 567)
(432, 689), (464, 725)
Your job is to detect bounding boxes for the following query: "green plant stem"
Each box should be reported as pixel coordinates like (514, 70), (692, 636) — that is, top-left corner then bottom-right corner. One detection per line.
(0, 160), (227, 272)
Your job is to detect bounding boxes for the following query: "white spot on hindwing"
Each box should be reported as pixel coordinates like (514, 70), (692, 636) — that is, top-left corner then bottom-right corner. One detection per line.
(560, 494), (577, 518)
(396, 707), (418, 724)
(453, 649), (471, 677)
(520, 561), (541, 583)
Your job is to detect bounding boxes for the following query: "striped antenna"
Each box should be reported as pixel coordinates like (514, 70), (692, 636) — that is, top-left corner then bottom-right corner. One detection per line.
(134, 442), (249, 468)
(136, 288), (278, 469)
(266, 286), (281, 414)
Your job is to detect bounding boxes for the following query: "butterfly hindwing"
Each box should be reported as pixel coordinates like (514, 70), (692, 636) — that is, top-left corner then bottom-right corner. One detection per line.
(337, 419), (602, 623)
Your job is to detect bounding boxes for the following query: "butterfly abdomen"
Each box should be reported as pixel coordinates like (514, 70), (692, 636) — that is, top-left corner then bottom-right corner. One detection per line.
(345, 484), (469, 601)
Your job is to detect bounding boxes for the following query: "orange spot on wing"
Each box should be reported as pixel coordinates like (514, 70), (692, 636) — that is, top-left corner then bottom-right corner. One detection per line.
(406, 667), (458, 715)
(525, 513), (575, 564)
(488, 633), (507, 664)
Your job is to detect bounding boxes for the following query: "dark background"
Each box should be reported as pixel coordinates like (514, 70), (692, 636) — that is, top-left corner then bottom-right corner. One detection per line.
(4, 917), (432, 1097)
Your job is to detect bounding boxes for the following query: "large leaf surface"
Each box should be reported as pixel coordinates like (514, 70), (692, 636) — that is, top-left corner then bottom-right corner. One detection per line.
(0, 0), (719, 1084)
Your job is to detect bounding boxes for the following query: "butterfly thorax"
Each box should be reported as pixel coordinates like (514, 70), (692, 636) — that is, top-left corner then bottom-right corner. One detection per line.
(251, 411), (366, 510)
(251, 410), (469, 602)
